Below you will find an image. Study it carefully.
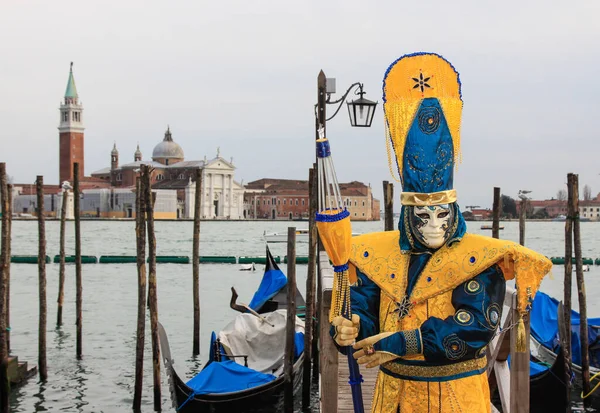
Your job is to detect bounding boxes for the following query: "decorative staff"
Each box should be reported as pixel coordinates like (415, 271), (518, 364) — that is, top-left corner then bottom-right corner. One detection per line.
(315, 126), (364, 413)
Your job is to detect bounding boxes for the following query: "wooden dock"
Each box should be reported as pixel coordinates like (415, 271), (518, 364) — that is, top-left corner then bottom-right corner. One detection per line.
(336, 352), (378, 412)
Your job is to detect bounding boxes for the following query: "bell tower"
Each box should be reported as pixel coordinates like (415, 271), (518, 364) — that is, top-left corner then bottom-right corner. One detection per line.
(111, 143), (119, 170)
(58, 62), (85, 183)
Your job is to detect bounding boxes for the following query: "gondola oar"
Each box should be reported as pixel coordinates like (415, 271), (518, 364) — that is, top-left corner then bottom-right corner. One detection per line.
(315, 128), (364, 413)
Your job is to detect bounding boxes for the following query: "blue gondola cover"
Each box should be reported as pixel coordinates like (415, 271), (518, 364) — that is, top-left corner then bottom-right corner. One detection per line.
(247, 267), (287, 311)
(530, 291), (600, 367)
(186, 360), (276, 395)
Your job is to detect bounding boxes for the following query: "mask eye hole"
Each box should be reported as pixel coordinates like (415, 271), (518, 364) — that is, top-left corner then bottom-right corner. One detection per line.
(438, 211), (449, 218)
(417, 213), (430, 219)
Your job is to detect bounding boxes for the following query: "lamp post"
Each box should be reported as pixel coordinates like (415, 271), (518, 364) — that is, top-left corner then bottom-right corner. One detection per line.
(309, 71), (377, 413)
(316, 71), (378, 142)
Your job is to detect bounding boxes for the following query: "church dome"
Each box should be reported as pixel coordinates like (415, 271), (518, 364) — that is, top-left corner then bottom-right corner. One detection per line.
(152, 127), (184, 160)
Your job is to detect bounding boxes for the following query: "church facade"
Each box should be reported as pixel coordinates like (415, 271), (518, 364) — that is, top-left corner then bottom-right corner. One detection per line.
(91, 129), (245, 219)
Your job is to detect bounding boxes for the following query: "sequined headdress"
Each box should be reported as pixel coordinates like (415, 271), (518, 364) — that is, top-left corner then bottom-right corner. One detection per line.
(383, 52), (463, 206)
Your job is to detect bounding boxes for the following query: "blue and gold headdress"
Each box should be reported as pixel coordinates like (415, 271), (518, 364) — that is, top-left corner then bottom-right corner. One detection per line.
(383, 52), (463, 206)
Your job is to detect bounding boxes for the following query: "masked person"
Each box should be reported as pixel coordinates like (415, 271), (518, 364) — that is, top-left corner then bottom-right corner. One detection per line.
(329, 53), (552, 413)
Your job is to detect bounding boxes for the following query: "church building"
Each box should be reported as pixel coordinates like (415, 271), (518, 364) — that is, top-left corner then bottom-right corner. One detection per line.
(91, 128), (245, 219)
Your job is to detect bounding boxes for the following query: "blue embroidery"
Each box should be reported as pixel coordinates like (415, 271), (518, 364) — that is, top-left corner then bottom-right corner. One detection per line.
(442, 334), (468, 360)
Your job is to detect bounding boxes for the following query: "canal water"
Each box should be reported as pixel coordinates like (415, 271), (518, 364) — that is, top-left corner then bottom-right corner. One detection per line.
(3, 219), (599, 412)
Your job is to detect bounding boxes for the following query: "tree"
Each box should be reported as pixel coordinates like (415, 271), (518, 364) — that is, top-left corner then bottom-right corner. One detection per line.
(501, 194), (517, 218)
(557, 189), (567, 201)
(583, 184), (592, 201)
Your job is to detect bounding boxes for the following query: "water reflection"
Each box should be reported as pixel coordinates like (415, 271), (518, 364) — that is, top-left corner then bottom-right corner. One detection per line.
(32, 382), (47, 412)
(69, 361), (89, 412)
(53, 325), (69, 350)
(185, 354), (203, 380)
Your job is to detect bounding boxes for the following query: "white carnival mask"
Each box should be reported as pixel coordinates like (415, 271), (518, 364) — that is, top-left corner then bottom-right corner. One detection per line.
(408, 204), (454, 249)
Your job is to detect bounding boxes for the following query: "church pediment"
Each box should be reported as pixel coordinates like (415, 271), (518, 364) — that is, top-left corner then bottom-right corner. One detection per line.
(204, 157), (235, 170)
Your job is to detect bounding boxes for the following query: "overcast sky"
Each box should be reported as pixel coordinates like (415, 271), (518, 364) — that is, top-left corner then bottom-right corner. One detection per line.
(1, 1), (599, 209)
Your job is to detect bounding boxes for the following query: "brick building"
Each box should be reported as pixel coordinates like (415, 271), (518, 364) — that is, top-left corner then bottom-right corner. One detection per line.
(243, 179), (380, 221)
(515, 198), (600, 221)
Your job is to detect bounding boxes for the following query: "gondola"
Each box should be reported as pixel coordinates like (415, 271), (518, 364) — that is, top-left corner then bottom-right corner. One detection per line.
(159, 245), (305, 413)
(492, 295), (569, 412)
(530, 291), (600, 408)
(528, 347), (567, 413)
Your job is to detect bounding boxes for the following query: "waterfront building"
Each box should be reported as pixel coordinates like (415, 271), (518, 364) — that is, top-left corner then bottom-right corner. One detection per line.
(91, 130), (245, 219)
(515, 198), (600, 221)
(463, 208), (493, 221)
(243, 178), (380, 221)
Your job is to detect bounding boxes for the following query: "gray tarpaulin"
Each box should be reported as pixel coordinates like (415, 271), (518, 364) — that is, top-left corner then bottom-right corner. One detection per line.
(218, 310), (305, 375)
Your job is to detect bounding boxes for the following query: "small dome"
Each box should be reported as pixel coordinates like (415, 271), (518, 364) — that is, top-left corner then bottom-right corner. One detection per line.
(152, 127), (184, 160)
(111, 142), (118, 156)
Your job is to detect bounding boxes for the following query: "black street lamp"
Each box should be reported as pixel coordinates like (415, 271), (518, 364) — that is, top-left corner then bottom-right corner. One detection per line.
(315, 73), (378, 131)
(347, 90), (378, 127)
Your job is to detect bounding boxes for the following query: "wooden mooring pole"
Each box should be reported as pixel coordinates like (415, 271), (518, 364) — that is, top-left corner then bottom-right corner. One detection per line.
(570, 174), (591, 407)
(133, 178), (147, 412)
(36, 175), (48, 380)
(0, 163), (10, 411)
(284, 227), (297, 413)
(143, 165), (161, 411)
(57, 185), (68, 327)
(5, 184), (11, 354)
(563, 173), (574, 412)
(519, 198), (526, 246)
(311, 163), (320, 381)
(303, 167), (317, 411)
(192, 169), (202, 356)
(492, 187), (500, 239)
(74, 163), (83, 360)
(383, 181), (394, 231)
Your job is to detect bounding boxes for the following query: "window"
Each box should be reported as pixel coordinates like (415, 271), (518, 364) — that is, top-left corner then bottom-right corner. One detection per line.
(251, 200), (254, 205)
(295, 199), (298, 206)
(278, 200), (281, 205)
(263, 200), (266, 205)
(302, 199), (305, 206)
(354, 201), (357, 207)
(178, 174), (184, 179)
(267, 200), (270, 205)
(283, 199), (286, 205)
(62, 112), (68, 122)
(289, 198), (293, 204)
(362, 201), (365, 207)
(583, 208), (587, 212)
(116, 173), (122, 182)
(156, 174), (164, 181)
(354, 213), (357, 216)
(362, 213), (365, 216)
